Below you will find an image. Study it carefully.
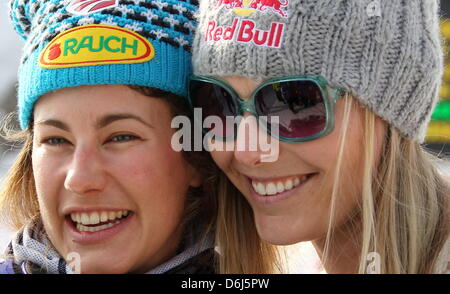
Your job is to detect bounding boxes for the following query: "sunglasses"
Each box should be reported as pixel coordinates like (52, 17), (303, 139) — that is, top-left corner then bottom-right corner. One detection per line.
(188, 75), (345, 143)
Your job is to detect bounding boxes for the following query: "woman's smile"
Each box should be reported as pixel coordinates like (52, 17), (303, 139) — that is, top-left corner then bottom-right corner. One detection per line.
(63, 208), (134, 244)
(244, 173), (319, 205)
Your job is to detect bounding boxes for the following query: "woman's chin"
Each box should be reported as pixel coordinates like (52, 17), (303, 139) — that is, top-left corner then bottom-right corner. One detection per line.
(61, 247), (137, 274)
(253, 213), (325, 246)
(77, 258), (134, 274)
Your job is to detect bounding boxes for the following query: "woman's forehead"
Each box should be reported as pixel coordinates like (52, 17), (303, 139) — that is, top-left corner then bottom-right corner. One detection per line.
(33, 84), (170, 125)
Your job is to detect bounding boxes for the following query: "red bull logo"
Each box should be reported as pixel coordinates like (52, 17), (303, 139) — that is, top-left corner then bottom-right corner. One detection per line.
(67, 0), (119, 15)
(205, 17), (284, 48)
(206, 0), (288, 48)
(215, 0), (289, 18)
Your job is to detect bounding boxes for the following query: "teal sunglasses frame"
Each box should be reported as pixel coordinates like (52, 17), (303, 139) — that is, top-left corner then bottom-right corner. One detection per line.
(188, 75), (346, 143)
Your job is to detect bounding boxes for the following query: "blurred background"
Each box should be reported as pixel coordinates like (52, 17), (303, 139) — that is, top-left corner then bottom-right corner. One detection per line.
(1, 0), (450, 273)
(428, 1), (450, 155)
(0, 0), (23, 254)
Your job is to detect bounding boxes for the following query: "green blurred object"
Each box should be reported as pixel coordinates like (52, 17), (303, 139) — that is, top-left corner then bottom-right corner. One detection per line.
(432, 101), (450, 121)
(426, 16), (450, 143)
(423, 1), (450, 148)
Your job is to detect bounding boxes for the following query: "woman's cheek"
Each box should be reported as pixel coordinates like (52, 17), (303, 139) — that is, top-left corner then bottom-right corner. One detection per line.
(210, 150), (232, 172)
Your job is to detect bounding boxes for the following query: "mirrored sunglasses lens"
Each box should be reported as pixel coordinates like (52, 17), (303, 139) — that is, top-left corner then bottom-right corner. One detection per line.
(255, 80), (327, 139)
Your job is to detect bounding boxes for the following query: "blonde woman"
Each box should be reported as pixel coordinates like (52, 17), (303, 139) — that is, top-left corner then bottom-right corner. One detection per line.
(189, 0), (450, 273)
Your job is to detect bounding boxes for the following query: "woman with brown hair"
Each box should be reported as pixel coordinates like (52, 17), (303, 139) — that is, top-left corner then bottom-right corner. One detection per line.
(0, 0), (219, 274)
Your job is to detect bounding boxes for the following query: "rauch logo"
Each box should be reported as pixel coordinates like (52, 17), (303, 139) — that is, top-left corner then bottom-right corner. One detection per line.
(39, 24), (154, 69)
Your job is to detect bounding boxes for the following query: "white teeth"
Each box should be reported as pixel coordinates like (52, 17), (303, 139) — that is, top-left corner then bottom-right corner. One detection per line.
(81, 213), (90, 225)
(285, 179), (293, 190)
(256, 182), (267, 196)
(90, 212), (100, 225)
(252, 175), (313, 197)
(276, 182), (285, 193)
(77, 222), (116, 232)
(108, 211), (116, 221)
(70, 210), (131, 227)
(266, 183), (277, 195)
(100, 211), (108, 223)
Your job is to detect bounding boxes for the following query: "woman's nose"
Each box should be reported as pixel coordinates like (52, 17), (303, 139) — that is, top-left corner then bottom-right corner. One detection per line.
(233, 113), (270, 167)
(64, 145), (107, 195)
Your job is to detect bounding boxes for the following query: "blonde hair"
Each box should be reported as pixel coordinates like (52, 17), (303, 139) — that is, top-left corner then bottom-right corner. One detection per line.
(215, 94), (449, 274)
(359, 106), (450, 273)
(324, 93), (450, 273)
(0, 126), (38, 230)
(212, 173), (283, 273)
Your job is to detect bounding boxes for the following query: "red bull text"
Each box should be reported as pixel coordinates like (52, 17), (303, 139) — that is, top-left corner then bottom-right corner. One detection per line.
(205, 17), (285, 48)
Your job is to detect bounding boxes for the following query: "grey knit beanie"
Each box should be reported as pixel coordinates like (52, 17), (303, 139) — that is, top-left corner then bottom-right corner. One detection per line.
(192, 0), (444, 142)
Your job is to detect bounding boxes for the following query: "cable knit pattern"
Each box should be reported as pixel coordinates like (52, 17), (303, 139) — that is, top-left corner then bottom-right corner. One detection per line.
(192, 0), (443, 141)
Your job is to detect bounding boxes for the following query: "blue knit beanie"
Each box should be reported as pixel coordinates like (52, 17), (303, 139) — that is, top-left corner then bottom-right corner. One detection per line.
(9, 0), (199, 129)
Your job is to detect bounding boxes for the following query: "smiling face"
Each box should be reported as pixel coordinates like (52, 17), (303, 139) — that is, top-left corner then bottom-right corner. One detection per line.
(209, 76), (386, 246)
(31, 84), (201, 273)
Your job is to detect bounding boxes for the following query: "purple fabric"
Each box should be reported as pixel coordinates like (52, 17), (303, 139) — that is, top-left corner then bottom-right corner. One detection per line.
(0, 259), (16, 274)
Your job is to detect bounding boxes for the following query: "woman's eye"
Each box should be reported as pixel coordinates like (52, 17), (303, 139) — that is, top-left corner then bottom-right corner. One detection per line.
(44, 137), (68, 146)
(109, 134), (139, 143)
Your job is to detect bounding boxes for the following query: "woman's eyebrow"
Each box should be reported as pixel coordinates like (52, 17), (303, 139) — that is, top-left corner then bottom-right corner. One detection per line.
(34, 119), (71, 132)
(96, 113), (154, 129)
(34, 114), (154, 131)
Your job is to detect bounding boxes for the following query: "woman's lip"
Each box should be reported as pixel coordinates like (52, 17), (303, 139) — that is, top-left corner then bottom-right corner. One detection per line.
(66, 213), (134, 245)
(246, 173), (317, 205)
(245, 174), (311, 183)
